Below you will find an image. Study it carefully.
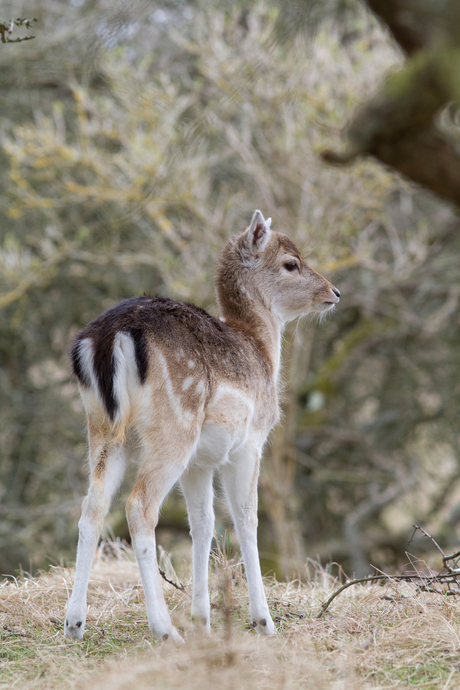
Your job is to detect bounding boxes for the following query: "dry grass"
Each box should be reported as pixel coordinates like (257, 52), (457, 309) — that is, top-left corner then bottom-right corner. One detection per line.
(1, 541), (460, 689)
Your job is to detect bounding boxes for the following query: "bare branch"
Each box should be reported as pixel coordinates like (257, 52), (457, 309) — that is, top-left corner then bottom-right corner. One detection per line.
(0, 18), (37, 44)
(158, 567), (187, 593)
(409, 524), (446, 558)
(318, 525), (460, 618)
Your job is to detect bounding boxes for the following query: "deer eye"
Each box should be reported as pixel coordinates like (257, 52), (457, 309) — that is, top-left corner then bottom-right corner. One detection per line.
(284, 261), (299, 273)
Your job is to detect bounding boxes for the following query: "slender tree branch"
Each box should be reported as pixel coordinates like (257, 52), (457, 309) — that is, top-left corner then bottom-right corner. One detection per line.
(0, 18), (37, 44)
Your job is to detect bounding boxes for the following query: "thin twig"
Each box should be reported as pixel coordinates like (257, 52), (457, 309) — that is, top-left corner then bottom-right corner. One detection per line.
(2, 625), (29, 638)
(412, 524), (446, 557)
(318, 526), (460, 618)
(410, 524), (460, 574)
(317, 525), (460, 618)
(317, 571), (460, 618)
(317, 575), (395, 618)
(443, 549), (460, 574)
(0, 17), (37, 43)
(158, 567), (186, 593)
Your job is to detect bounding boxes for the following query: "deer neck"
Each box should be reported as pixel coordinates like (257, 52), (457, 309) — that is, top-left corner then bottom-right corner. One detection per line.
(220, 289), (283, 384)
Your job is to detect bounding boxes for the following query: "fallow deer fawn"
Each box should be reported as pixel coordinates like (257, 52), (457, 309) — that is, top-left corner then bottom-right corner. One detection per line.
(65, 210), (340, 642)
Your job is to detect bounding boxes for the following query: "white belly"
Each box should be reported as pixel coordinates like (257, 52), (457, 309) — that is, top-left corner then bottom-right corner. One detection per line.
(191, 384), (255, 469)
(191, 422), (234, 469)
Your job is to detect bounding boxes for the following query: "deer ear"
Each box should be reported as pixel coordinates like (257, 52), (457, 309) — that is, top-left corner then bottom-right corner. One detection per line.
(241, 209), (271, 258)
(248, 210), (271, 252)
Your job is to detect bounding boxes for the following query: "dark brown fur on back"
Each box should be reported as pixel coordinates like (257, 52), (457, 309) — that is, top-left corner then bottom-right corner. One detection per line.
(71, 296), (260, 421)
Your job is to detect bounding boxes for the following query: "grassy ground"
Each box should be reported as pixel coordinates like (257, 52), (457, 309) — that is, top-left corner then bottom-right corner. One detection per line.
(1, 541), (460, 689)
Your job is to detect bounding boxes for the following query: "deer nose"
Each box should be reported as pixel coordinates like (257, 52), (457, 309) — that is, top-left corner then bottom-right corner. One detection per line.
(332, 287), (340, 300)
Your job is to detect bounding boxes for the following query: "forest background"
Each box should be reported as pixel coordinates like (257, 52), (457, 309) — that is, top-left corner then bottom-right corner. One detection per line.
(1, 0), (460, 583)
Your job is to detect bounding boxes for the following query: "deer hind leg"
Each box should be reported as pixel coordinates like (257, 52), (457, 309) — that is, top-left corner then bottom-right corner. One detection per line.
(180, 467), (214, 634)
(126, 439), (197, 643)
(65, 425), (127, 639)
(219, 446), (276, 636)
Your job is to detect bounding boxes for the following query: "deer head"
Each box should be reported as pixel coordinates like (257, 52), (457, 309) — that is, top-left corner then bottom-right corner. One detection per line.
(216, 210), (340, 326)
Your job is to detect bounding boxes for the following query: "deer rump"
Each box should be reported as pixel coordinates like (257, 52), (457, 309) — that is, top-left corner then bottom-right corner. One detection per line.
(71, 295), (268, 443)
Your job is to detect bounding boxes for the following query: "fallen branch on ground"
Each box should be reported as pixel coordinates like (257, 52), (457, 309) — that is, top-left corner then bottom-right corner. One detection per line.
(318, 525), (460, 618)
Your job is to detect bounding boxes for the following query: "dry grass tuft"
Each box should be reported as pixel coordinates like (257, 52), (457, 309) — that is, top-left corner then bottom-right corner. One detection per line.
(1, 541), (460, 689)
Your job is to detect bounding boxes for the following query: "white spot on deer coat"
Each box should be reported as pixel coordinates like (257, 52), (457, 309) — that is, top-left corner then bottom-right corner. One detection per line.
(195, 380), (205, 395)
(182, 376), (194, 391)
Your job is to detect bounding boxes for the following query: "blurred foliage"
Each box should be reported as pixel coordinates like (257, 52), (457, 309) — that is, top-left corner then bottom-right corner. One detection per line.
(1, 0), (460, 579)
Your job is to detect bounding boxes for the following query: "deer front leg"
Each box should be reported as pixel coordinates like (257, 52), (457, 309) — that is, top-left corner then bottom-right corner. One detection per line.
(220, 446), (276, 636)
(65, 442), (126, 639)
(181, 467), (214, 634)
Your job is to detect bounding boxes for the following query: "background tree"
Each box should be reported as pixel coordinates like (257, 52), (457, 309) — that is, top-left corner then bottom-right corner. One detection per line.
(323, 0), (460, 206)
